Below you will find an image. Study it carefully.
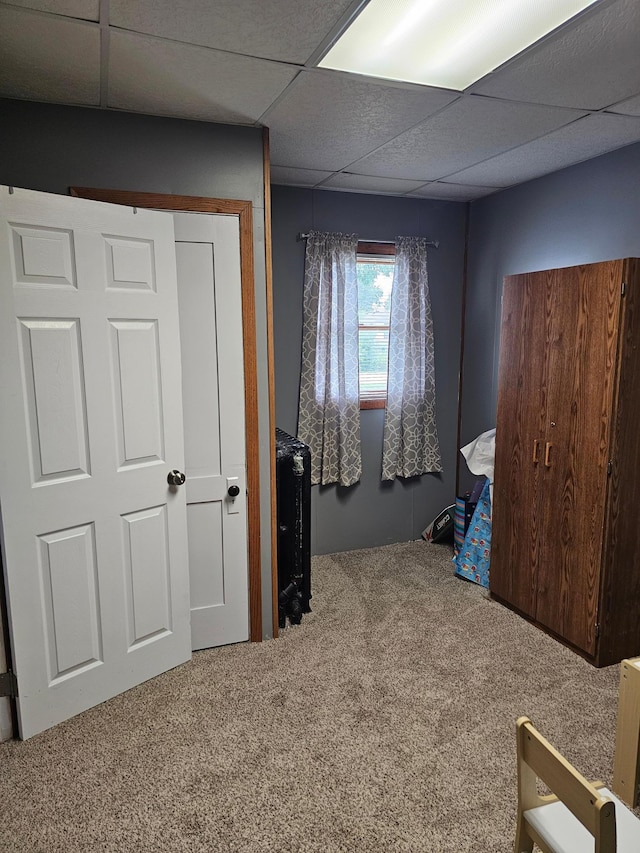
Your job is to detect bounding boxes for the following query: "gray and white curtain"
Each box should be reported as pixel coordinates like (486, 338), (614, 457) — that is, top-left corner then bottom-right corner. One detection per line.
(298, 231), (362, 486)
(382, 236), (442, 480)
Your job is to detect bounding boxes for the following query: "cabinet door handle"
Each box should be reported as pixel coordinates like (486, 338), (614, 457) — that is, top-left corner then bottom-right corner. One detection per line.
(532, 440), (539, 464)
(544, 442), (552, 467)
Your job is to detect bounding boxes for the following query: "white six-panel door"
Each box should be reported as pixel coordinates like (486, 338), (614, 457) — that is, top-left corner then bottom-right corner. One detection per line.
(0, 187), (191, 739)
(173, 212), (249, 649)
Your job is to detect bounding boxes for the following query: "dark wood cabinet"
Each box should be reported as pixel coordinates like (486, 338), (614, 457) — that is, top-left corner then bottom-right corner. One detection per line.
(491, 258), (640, 666)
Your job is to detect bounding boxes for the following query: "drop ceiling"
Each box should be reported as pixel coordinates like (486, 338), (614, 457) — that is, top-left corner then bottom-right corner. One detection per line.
(1, 0), (639, 201)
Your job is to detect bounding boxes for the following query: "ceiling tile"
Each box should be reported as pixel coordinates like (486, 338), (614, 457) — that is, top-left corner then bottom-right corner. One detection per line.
(109, 0), (355, 64)
(0, 0), (98, 18)
(0, 6), (100, 104)
(267, 70), (459, 172)
(473, 0), (640, 110)
(3, 0), (639, 204)
(349, 96), (585, 182)
(270, 166), (334, 187)
(321, 173), (427, 195)
(408, 183), (498, 201)
(445, 113), (640, 188)
(108, 30), (298, 125)
(607, 93), (640, 117)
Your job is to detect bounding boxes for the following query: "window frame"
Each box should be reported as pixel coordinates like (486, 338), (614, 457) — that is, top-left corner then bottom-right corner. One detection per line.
(357, 241), (395, 410)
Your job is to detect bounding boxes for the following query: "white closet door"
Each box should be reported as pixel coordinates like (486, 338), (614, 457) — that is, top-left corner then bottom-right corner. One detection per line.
(173, 212), (249, 649)
(0, 187), (191, 739)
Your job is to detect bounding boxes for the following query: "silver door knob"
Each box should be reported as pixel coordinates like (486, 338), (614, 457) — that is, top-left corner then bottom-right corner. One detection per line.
(167, 469), (186, 486)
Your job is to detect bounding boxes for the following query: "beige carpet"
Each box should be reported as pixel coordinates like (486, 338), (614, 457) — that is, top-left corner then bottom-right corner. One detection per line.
(0, 541), (629, 852)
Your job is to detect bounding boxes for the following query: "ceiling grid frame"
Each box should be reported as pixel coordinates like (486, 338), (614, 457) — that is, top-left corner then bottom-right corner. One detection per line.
(0, 0), (639, 200)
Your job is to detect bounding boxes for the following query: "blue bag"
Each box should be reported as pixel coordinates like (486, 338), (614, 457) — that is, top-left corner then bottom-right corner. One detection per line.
(453, 478), (491, 588)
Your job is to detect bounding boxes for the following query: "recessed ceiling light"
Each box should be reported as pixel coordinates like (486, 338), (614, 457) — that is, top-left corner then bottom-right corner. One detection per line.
(318, 0), (599, 91)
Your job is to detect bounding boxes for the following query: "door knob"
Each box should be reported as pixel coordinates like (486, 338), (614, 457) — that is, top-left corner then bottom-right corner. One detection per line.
(167, 469), (186, 486)
(227, 484), (240, 498)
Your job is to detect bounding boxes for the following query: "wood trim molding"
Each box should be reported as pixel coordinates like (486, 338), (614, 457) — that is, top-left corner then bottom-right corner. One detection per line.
(262, 129), (279, 640)
(455, 203), (470, 496)
(70, 186), (263, 642)
(357, 241), (396, 256)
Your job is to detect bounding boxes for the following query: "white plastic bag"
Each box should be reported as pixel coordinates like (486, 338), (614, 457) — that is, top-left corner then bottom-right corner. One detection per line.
(460, 428), (496, 503)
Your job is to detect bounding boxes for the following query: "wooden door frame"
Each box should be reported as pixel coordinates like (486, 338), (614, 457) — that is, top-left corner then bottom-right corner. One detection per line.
(71, 187), (263, 642)
(261, 128), (279, 640)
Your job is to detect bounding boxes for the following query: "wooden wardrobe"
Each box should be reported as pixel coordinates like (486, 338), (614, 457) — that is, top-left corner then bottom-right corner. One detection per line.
(491, 258), (640, 667)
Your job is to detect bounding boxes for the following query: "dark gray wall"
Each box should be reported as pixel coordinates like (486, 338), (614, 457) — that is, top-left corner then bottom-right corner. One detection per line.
(461, 140), (640, 477)
(0, 99), (264, 205)
(0, 98), (275, 638)
(12, 103), (636, 568)
(271, 186), (467, 555)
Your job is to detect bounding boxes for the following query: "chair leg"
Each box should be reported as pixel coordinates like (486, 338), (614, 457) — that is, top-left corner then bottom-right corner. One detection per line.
(613, 658), (640, 808)
(514, 816), (534, 853)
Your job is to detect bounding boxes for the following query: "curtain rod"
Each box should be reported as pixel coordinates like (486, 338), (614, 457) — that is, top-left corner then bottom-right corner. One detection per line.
(297, 232), (439, 249)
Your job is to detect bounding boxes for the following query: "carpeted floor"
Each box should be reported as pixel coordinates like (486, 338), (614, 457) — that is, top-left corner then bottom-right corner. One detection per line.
(0, 541), (630, 852)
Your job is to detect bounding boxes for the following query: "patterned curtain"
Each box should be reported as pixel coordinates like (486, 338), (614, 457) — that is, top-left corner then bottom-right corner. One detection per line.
(298, 230), (362, 486)
(382, 236), (442, 480)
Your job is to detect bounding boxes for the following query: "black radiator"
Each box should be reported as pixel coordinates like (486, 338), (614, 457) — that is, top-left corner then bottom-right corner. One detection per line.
(275, 428), (311, 628)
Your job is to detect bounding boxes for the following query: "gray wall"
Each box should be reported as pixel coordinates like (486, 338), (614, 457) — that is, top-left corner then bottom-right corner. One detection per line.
(0, 98), (275, 638)
(460, 140), (640, 472)
(10, 103), (635, 575)
(271, 186), (467, 555)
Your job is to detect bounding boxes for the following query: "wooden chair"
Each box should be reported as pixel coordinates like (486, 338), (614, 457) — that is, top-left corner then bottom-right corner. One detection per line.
(613, 657), (640, 808)
(514, 716), (640, 853)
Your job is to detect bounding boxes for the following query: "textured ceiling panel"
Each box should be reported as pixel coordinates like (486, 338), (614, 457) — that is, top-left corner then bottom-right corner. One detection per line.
(321, 173), (427, 194)
(3, 0), (640, 199)
(267, 70), (459, 172)
(350, 96), (586, 182)
(473, 0), (640, 110)
(0, 0), (98, 18)
(0, 6), (100, 104)
(607, 94), (640, 117)
(270, 166), (334, 187)
(109, 0), (355, 64)
(444, 113), (640, 188)
(108, 31), (298, 125)
(408, 183), (498, 201)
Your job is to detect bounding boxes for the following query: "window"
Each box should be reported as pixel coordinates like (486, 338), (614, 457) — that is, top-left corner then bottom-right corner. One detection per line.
(357, 242), (395, 408)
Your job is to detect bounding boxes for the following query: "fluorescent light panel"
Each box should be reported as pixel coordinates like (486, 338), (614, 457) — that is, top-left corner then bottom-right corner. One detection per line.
(319, 0), (599, 91)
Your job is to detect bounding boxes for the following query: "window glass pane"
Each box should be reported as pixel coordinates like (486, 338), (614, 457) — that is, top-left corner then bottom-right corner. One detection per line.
(357, 259), (394, 399)
(357, 261), (393, 324)
(359, 328), (389, 397)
